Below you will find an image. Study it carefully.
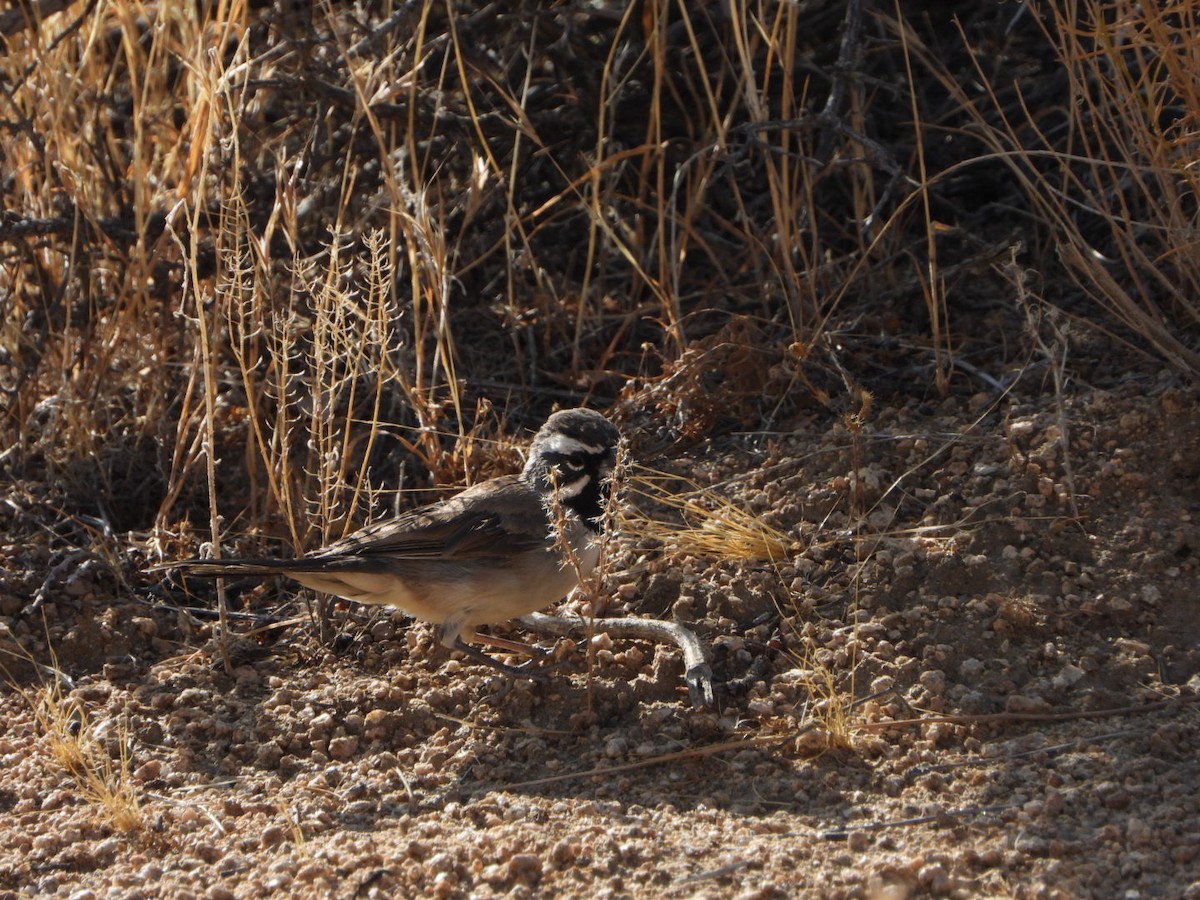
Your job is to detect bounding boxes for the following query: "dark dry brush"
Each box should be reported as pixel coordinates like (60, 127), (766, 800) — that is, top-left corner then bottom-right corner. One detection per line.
(2, 1), (1200, 898)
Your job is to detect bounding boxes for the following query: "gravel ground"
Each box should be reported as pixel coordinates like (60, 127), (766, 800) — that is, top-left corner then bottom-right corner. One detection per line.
(2, 367), (1199, 899)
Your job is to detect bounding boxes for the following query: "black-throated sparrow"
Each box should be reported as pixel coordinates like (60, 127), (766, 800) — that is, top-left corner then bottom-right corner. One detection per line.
(153, 408), (621, 674)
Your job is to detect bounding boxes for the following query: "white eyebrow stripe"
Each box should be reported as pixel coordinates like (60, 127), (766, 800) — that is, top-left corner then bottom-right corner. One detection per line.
(542, 434), (605, 456)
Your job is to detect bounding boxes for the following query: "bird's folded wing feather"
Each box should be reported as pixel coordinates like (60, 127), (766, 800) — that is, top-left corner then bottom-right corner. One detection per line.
(150, 475), (550, 574)
(316, 507), (546, 561)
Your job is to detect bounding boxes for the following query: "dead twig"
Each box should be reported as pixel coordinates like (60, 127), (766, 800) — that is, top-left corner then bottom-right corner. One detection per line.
(904, 728), (1146, 781)
(820, 802), (1019, 840)
(857, 692), (1200, 731)
(494, 690), (893, 792)
(1007, 248), (1081, 517)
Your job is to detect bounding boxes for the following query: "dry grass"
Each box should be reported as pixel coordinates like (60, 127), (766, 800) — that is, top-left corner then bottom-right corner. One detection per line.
(906, 0), (1200, 374)
(0, 1), (894, 502)
(625, 466), (792, 564)
(4, 1), (1196, 526)
(785, 637), (859, 755)
(34, 688), (143, 834)
(12, 651), (143, 834)
(1, 1), (1198, 672)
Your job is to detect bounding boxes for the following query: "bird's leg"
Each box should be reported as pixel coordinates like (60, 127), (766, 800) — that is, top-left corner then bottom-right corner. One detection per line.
(448, 638), (546, 678)
(469, 630), (550, 660)
(438, 623), (551, 679)
(468, 629), (577, 673)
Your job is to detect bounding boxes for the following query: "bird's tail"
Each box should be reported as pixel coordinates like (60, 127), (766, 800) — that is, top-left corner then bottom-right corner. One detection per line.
(147, 558), (325, 579)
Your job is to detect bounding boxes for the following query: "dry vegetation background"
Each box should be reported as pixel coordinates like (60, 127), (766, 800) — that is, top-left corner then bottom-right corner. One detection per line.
(3, 0), (1198, 526)
(2, 0), (1200, 897)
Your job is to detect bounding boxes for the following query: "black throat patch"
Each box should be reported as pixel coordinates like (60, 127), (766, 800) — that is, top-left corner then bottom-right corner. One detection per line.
(562, 462), (609, 532)
(531, 449), (613, 532)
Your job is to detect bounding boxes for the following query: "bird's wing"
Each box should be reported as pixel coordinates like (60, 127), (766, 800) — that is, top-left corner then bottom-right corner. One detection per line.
(311, 475), (549, 562)
(150, 476), (553, 577)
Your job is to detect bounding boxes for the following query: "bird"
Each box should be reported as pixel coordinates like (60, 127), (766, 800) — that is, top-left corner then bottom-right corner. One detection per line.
(152, 408), (622, 675)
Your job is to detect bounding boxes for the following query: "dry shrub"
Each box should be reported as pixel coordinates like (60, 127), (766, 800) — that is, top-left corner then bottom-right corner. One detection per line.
(908, 0), (1200, 373)
(4, 0), (1196, 568)
(626, 317), (786, 445)
(1, 2), (901, 513)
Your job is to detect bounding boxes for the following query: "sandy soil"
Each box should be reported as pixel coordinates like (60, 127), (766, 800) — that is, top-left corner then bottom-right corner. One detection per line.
(2, 365), (1199, 899)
